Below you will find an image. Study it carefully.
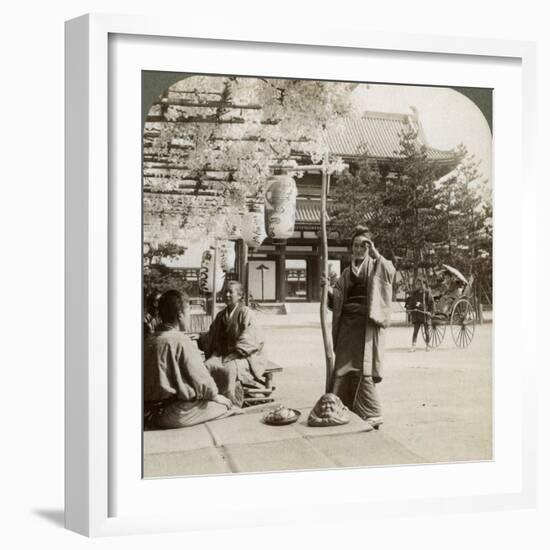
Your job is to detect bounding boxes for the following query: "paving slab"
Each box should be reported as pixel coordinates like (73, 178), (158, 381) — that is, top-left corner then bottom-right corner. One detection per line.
(307, 431), (425, 468)
(206, 410), (303, 446)
(222, 438), (336, 473)
(291, 408), (371, 437)
(382, 419), (493, 464)
(144, 423), (214, 455)
(143, 446), (231, 478)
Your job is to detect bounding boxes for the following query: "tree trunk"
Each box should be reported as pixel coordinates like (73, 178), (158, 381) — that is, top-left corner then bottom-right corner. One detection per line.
(475, 279), (484, 324)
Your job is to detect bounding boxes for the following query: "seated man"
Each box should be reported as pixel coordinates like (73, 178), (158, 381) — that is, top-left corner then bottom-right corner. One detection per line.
(144, 289), (237, 430)
(204, 281), (266, 407)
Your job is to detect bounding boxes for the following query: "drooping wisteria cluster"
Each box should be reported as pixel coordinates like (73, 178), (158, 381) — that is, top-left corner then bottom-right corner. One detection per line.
(143, 75), (357, 249)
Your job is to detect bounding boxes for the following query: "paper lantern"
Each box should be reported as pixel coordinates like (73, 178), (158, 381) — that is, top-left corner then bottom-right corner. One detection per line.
(242, 204), (267, 250)
(199, 247), (225, 294)
(265, 175), (297, 243)
(218, 240), (236, 272)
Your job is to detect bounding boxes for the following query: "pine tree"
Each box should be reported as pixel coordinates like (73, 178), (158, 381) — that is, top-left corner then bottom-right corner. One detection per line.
(332, 125), (492, 298)
(333, 123), (443, 273)
(436, 147), (492, 302)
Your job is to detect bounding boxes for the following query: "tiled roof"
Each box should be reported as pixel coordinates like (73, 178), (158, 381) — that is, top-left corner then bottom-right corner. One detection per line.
(295, 199), (322, 225)
(325, 113), (457, 162)
(295, 199), (372, 228)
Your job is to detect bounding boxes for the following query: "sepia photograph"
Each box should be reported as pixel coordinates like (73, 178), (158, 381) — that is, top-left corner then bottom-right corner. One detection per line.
(141, 73), (493, 478)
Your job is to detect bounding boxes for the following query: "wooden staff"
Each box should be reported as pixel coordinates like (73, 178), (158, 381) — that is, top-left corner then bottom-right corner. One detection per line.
(320, 155), (335, 392)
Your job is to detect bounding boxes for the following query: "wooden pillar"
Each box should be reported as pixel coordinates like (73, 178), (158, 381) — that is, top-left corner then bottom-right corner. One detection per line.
(311, 244), (321, 301)
(238, 240), (249, 305)
(235, 240), (242, 281)
(275, 243), (286, 303)
(236, 239), (252, 305)
(210, 240), (218, 318)
(306, 258), (313, 302)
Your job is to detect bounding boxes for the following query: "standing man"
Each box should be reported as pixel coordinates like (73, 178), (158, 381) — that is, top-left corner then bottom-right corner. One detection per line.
(405, 277), (435, 352)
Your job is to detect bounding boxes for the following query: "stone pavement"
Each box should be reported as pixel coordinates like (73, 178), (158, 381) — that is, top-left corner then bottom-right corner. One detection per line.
(143, 312), (493, 478)
(144, 407), (423, 478)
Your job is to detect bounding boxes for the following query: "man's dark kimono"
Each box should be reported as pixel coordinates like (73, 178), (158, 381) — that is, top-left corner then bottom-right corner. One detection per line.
(405, 288), (435, 325)
(205, 303), (266, 406)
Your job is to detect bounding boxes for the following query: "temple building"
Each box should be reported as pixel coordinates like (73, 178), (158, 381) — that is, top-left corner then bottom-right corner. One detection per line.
(247, 112), (459, 304)
(144, 98), (460, 304)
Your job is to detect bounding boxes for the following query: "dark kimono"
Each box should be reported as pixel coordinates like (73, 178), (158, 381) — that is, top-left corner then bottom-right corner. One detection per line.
(205, 303), (266, 405)
(405, 289), (435, 325)
(328, 255), (395, 420)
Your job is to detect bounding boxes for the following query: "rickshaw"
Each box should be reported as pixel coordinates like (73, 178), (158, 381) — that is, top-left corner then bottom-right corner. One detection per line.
(407, 264), (476, 349)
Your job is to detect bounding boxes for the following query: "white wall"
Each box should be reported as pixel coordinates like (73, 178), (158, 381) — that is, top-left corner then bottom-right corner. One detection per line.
(248, 260), (276, 300)
(2, 1), (548, 549)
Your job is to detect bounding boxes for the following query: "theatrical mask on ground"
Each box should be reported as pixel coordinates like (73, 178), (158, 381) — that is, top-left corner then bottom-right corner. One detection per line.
(142, 73), (493, 478)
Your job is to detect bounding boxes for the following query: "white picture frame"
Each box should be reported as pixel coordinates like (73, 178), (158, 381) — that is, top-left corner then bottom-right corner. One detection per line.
(65, 13), (536, 537)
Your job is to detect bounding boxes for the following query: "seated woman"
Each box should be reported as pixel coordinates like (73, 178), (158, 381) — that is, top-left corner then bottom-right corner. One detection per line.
(204, 281), (266, 407)
(143, 289), (237, 430)
(438, 279), (464, 315)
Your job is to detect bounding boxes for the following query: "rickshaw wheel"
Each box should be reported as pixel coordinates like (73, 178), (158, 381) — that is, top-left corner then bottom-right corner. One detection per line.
(422, 314), (446, 348)
(450, 298), (475, 348)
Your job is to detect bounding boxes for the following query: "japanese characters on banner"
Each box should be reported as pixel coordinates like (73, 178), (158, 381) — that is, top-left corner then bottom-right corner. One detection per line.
(242, 203), (267, 250)
(199, 247), (225, 294)
(264, 175), (297, 243)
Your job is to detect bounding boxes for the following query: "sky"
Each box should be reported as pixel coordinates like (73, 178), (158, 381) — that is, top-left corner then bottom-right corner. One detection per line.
(353, 83), (493, 191)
